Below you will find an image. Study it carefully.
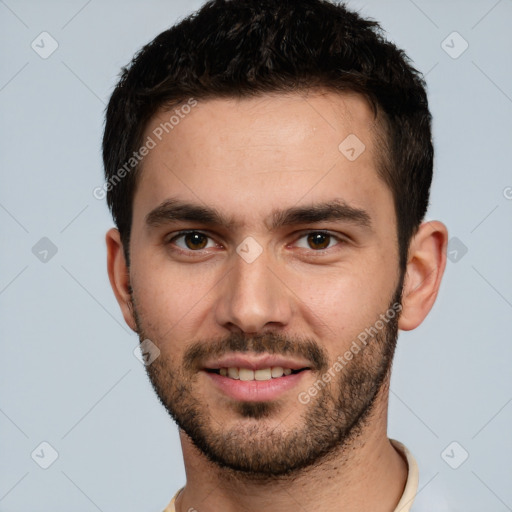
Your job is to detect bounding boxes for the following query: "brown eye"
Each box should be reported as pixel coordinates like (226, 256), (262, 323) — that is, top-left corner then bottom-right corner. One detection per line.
(183, 232), (208, 250)
(169, 231), (214, 251)
(307, 232), (331, 250)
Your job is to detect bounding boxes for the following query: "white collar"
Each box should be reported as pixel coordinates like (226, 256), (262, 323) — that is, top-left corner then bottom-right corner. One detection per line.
(390, 439), (420, 512)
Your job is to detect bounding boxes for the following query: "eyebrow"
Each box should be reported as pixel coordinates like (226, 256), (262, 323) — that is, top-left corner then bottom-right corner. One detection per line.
(145, 198), (372, 231)
(268, 201), (371, 230)
(146, 199), (236, 229)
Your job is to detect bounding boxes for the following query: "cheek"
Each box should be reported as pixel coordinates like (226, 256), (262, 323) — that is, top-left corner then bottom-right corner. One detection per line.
(130, 253), (220, 340)
(289, 259), (397, 351)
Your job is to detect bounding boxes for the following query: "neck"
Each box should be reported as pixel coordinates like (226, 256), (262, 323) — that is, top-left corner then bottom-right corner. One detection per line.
(175, 389), (407, 512)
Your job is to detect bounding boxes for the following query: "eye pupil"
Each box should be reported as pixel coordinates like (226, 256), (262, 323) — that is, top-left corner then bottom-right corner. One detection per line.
(185, 232), (208, 250)
(307, 232), (330, 250)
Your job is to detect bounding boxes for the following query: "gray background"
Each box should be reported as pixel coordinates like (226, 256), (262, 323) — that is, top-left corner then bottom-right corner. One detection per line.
(1, 0), (511, 510)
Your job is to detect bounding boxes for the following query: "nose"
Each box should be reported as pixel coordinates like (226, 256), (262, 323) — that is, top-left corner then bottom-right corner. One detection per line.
(214, 247), (293, 334)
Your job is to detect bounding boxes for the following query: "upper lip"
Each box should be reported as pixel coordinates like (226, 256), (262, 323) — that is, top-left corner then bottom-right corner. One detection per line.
(203, 354), (312, 371)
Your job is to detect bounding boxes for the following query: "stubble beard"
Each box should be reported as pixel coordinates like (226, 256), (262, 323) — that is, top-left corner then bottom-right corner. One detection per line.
(132, 284), (402, 478)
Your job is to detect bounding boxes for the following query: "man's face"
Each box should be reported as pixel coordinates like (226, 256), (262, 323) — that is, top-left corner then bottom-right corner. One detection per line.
(128, 91), (403, 475)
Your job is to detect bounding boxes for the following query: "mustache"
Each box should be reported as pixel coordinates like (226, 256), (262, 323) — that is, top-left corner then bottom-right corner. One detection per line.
(183, 332), (329, 372)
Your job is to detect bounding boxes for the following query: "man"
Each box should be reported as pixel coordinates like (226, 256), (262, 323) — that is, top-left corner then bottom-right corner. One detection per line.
(103, 0), (448, 510)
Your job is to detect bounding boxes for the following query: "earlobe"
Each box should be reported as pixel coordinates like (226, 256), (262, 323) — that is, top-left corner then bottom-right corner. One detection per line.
(398, 221), (448, 331)
(106, 228), (137, 332)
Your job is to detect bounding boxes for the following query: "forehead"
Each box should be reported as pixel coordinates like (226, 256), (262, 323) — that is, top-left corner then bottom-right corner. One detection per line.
(133, 90), (392, 230)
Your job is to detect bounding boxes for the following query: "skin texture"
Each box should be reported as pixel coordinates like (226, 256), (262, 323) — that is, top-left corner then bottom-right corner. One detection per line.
(106, 90), (448, 512)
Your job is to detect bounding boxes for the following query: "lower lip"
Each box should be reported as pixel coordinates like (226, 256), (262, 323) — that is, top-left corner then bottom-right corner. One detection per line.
(204, 370), (309, 402)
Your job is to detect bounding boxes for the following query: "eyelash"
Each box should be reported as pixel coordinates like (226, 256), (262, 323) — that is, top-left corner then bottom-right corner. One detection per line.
(165, 229), (347, 254)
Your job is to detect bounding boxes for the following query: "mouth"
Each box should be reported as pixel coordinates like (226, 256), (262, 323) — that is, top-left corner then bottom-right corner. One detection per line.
(202, 354), (313, 402)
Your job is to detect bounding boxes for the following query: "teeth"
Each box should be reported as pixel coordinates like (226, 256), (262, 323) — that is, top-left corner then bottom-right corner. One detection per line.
(255, 368), (272, 381)
(239, 368), (255, 381)
(228, 367), (239, 379)
(219, 366), (296, 381)
(271, 366), (284, 378)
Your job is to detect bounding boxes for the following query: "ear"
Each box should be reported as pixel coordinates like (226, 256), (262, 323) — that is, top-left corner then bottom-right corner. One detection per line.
(106, 228), (137, 332)
(398, 221), (448, 331)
